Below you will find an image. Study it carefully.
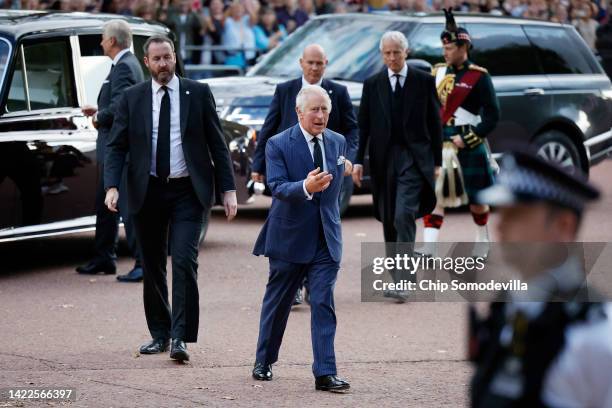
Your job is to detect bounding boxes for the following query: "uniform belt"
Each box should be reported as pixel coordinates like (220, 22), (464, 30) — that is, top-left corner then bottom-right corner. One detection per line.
(443, 125), (471, 140)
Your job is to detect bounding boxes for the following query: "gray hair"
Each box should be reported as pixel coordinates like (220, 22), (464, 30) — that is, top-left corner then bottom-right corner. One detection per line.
(295, 85), (332, 113)
(103, 19), (132, 49)
(379, 31), (409, 51)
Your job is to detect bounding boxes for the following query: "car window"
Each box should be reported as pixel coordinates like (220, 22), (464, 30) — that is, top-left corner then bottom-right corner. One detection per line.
(467, 24), (541, 76)
(0, 38), (10, 94)
(523, 26), (596, 74)
(78, 34), (111, 106)
(249, 17), (415, 82)
(6, 38), (75, 113)
(409, 23), (445, 66)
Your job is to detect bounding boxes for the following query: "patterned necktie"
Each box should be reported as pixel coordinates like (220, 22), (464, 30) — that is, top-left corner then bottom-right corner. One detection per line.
(312, 136), (323, 170)
(156, 86), (171, 180)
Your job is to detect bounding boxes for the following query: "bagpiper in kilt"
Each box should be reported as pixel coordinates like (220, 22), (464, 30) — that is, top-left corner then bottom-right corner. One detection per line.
(419, 8), (500, 259)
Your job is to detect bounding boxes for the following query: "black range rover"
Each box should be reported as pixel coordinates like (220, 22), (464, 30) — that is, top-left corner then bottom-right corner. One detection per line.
(0, 11), (253, 243)
(204, 12), (612, 189)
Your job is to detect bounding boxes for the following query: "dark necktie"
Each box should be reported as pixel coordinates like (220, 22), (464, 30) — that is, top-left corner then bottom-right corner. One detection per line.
(156, 86), (171, 180)
(312, 136), (323, 170)
(393, 73), (402, 97)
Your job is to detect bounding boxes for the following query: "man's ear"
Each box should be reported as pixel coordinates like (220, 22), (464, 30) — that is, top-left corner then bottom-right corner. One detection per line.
(144, 56), (149, 68)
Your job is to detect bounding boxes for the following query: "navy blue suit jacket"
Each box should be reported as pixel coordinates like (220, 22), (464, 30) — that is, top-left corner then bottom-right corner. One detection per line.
(253, 124), (347, 263)
(251, 78), (358, 174)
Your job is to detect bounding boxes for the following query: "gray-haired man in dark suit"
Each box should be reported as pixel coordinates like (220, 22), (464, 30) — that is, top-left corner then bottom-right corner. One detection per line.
(76, 19), (145, 282)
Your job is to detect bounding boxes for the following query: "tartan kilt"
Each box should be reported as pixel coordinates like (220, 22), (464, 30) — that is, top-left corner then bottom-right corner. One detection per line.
(457, 142), (495, 202)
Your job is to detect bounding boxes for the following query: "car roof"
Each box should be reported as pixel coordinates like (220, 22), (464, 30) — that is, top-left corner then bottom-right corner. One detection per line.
(312, 11), (568, 28)
(0, 10), (170, 39)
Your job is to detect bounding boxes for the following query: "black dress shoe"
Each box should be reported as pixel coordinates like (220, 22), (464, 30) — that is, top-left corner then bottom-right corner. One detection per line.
(315, 375), (350, 392)
(292, 287), (303, 306)
(170, 339), (189, 361)
(116, 266), (143, 282)
(76, 261), (116, 275)
(252, 362), (273, 381)
(139, 338), (169, 354)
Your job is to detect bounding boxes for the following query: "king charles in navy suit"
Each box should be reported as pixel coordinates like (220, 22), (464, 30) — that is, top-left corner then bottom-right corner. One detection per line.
(252, 85), (352, 392)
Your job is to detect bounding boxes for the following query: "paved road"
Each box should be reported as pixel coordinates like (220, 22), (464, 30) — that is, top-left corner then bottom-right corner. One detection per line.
(1, 160), (610, 407)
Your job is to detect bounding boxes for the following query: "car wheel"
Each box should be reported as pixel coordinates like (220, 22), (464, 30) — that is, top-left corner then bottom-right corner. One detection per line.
(534, 131), (582, 174)
(339, 175), (353, 217)
(198, 208), (211, 247)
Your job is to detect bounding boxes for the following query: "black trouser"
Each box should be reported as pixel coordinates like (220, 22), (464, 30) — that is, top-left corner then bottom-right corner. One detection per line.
(382, 147), (424, 243)
(93, 161), (141, 266)
(382, 147), (423, 284)
(133, 176), (204, 342)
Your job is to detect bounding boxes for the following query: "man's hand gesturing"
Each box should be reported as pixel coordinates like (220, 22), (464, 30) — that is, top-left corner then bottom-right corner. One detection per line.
(305, 167), (333, 194)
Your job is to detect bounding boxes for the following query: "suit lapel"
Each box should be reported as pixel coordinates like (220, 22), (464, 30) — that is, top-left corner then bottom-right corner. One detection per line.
(179, 78), (190, 142)
(143, 82), (153, 153)
(323, 130), (337, 178)
(376, 70), (391, 126)
(289, 124), (315, 174)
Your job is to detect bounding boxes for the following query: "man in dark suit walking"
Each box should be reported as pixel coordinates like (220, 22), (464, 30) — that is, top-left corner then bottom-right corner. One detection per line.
(251, 43), (358, 305)
(251, 44), (358, 182)
(352, 31), (442, 300)
(76, 20), (145, 281)
(251, 86), (352, 392)
(104, 36), (237, 361)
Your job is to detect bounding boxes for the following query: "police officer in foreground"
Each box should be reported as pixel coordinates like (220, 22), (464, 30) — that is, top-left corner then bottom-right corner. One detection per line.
(420, 8), (500, 259)
(469, 148), (612, 407)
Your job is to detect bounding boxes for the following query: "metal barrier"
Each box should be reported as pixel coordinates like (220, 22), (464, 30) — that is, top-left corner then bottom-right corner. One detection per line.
(182, 44), (260, 78)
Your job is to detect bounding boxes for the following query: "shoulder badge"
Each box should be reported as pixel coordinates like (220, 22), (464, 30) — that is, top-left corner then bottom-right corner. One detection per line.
(468, 64), (488, 74)
(432, 62), (447, 76)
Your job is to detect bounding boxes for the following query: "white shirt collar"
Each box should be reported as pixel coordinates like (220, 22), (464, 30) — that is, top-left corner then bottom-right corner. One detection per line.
(299, 124), (323, 142)
(112, 48), (130, 66)
(388, 63), (408, 79)
(152, 74), (179, 94)
(301, 75), (323, 88)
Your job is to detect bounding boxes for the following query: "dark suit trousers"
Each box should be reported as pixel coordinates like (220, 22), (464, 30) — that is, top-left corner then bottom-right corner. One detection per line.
(93, 158), (141, 266)
(382, 147), (424, 244)
(133, 176), (204, 342)
(256, 238), (339, 377)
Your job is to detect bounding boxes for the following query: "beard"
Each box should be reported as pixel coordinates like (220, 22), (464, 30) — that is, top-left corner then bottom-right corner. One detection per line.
(151, 67), (175, 84)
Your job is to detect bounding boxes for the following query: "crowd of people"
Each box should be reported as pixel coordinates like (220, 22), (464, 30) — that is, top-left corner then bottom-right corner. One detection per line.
(3, 0), (608, 69)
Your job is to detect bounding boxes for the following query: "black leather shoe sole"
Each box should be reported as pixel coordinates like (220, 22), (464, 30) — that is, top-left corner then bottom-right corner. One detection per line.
(170, 349), (189, 361)
(315, 383), (350, 392)
(139, 341), (169, 354)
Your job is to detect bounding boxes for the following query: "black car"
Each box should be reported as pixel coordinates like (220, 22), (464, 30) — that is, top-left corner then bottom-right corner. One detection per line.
(0, 11), (253, 243)
(203, 12), (612, 200)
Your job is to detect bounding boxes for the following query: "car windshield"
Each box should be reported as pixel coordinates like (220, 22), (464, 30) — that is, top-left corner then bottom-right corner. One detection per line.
(248, 17), (415, 82)
(0, 37), (10, 92)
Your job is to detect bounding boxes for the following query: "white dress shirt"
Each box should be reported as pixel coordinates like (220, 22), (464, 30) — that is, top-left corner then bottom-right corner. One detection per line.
(300, 124), (327, 199)
(301, 76), (323, 88)
(388, 63), (408, 92)
(150, 75), (189, 179)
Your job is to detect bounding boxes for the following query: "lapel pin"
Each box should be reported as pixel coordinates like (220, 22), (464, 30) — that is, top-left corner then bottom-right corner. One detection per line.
(328, 89), (333, 94)
(186, 90), (190, 95)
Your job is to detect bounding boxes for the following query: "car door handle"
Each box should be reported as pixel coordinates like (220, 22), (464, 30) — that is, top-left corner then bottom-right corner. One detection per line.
(524, 88), (545, 96)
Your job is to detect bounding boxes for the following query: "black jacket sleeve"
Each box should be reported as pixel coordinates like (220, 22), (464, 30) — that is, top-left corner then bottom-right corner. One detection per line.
(337, 84), (359, 162)
(473, 73), (500, 139)
(251, 84), (283, 174)
(356, 80), (371, 166)
(201, 83), (236, 193)
(104, 92), (130, 190)
(426, 75), (443, 167)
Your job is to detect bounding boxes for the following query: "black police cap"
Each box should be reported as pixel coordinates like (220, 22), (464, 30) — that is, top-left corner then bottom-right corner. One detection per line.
(477, 148), (600, 214)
